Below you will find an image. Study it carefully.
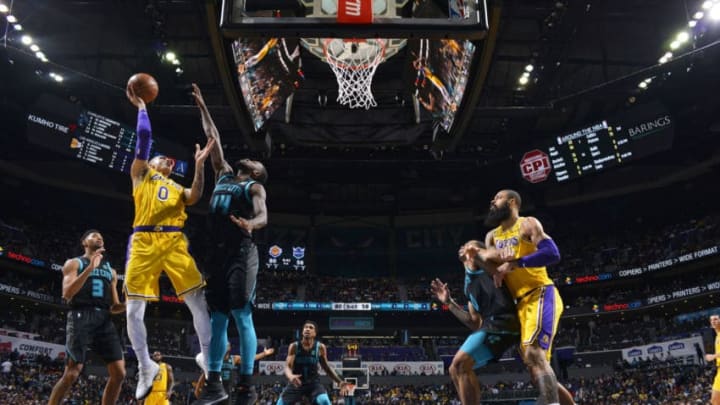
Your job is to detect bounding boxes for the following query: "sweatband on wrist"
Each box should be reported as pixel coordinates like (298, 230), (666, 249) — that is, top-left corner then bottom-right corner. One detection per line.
(517, 238), (561, 268)
(135, 109), (152, 160)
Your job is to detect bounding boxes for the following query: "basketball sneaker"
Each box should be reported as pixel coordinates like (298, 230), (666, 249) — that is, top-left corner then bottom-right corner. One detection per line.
(192, 380), (229, 405)
(233, 385), (258, 405)
(135, 360), (160, 400)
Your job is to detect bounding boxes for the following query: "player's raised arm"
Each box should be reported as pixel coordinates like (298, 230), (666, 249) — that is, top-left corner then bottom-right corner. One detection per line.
(127, 85), (151, 188)
(183, 137), (216, 206)
(284, 343), (302, 387)
(191, 84), (232, 176)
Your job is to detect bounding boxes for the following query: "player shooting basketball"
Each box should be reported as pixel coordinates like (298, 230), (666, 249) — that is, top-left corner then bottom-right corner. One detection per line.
(124, 85), (215, 400)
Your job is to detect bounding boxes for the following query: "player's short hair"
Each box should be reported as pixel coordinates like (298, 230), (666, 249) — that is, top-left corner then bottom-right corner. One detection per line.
(303, 320), (318, 331)
(503, 189), (522, 209)
(80, 229), (101, 244)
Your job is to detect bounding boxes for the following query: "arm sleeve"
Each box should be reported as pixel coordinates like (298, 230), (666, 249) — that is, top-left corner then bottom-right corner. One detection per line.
(135, 109), (152, 160)
(517, 238), (561, 268)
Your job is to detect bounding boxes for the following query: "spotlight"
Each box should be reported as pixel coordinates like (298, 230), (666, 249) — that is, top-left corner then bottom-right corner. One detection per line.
(21, 35), (32, 45)
(693, 11), (704, 19)
(702, 0), (713, 10)
(525, 64), (534, 72)
(6, 14), (16, 23)
(53, 74), (63, 82)
(676, 31), (690, 43)
(670, 40), (680, 50)
(164, 51), (176, 62)
(29, 44), (39, 52)
(13, 24), (21, 30)
(35, 51), (45, 60)
(175, 67), (183, 75)
(172, 59), (180, 65)
(518, 75), (529, 85)
(0, 4), (9, 13)
(710, 3), (720, 20)
(638, 81), (648, 89)
(688, 20), (697, 27)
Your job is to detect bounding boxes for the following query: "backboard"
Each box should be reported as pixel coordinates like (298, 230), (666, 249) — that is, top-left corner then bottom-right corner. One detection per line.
(333, 366), (370, 391)
(220, 0), (489, 39)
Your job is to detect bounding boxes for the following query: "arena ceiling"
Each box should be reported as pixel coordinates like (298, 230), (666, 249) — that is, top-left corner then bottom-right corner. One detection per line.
(1, 0), (719, 214)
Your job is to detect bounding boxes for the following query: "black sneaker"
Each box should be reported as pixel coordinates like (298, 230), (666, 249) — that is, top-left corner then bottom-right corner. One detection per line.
(192, 380), (229, 405)
(233, 385), (258, 405)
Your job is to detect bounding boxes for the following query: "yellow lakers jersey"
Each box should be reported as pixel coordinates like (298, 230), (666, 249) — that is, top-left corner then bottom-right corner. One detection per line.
(492, 217), (554, 299)
(151, 362), (168, 393)
(133, 168), (187, 228)
(715, 333), (720, 366)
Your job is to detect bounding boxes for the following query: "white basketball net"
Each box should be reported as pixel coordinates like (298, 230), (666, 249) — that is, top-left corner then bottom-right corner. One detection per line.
(323, 38), (386, 109)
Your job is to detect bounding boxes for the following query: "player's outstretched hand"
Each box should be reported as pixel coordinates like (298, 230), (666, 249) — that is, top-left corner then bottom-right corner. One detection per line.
(264, 347), (275, 356)
(430, 278), (450, 304)
(194, 137), (216, 164)
(191, 83), (206, 108)
(339, 381), (351, 396)
(289, 373), (302, 387)
(126, 84), (146, 110)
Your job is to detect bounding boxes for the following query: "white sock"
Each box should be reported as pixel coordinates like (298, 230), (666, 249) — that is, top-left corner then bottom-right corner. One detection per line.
(126, 300), (152, 369)
(184, 290), (211, 368)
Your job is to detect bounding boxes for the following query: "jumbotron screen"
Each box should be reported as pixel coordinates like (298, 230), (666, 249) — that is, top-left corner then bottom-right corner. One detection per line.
(26, 94), (189, 177)
(410, 39), (475, 132)
(231, 38), (303, 131)
(519, 102), (675, 184)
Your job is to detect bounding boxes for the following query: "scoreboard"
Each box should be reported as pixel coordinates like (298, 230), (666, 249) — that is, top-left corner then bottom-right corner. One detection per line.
(550, 120), (631, 182)
(521, 102), (675, 184)
(26, 94), (188, 177)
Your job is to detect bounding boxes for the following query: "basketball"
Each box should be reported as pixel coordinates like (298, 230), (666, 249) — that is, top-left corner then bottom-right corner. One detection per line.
(127, 73), (159, 103)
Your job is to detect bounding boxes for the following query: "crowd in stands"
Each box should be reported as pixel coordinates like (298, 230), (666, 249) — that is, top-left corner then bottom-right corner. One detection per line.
(2, 350), (716, 404)
(554, 315), (709, 352)
(553, 213), (720, 279)
(0, 351), (193, 404)
(4, 202), (720, 306)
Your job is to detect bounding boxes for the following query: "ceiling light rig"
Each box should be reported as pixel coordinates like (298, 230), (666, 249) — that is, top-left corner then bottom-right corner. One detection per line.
(639, 0), (720, 90)
(145, 1), (184, 77)
(515, 1), (568, 92)
(2, 1), (60, 83)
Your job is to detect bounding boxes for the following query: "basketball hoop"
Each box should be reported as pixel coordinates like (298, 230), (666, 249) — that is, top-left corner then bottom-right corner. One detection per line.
(322, 38), (386, 109)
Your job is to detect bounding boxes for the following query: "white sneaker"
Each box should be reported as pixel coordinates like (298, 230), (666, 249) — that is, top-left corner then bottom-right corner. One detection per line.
(135, 360), (160, 400)
(195, 352), (209, 378)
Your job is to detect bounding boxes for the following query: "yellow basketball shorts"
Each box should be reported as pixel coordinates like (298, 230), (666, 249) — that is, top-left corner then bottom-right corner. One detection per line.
(517, 284), (564, 362)
(124, 231), (204, 300)
(143, 391), (170, 405)
(713, 369), (720, 391)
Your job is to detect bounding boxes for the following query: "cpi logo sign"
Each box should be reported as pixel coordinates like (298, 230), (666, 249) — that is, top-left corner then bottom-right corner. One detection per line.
(520, 149), (552, 183)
